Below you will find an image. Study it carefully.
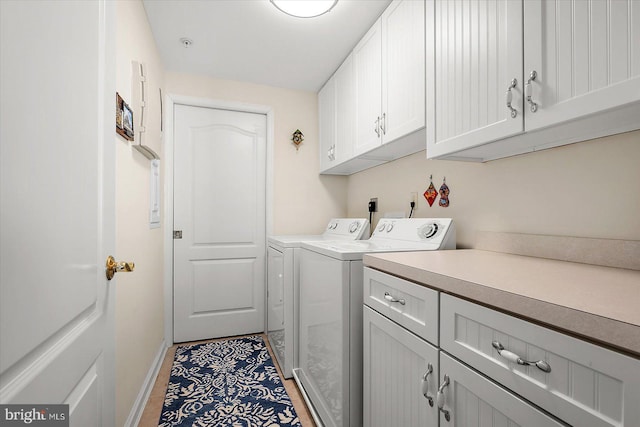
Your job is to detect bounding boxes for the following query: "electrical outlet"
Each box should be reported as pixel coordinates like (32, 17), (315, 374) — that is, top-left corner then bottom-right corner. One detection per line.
(369, 197), (378, 213)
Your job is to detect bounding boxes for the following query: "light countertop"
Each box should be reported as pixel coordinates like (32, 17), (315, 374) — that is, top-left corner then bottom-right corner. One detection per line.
(363, 249), (640, 358)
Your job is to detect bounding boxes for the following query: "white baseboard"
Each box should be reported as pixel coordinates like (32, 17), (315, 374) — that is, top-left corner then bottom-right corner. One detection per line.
(124, 339), (168, 427)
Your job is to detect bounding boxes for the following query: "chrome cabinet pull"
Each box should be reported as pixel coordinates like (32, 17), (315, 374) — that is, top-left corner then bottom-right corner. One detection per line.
(421, 363), (434, 407)
(380, 112), (386, 135)
(374, 117), (380, 137)
(384, 291), (405, 305)
(505, 78), (518, 118)
(525, 70), (538, 112)
(492, 341), (551, 373)
(437, 375), (451, 422)
(327, 145), (335, 161)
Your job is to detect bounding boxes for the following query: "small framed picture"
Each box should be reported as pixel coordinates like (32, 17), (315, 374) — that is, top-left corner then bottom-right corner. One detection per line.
(116, 92), (134, 141)
(122, 102), (133, 137)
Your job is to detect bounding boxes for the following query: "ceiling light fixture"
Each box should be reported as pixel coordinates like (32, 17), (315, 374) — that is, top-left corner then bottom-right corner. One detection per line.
(270, 0), (338, 18)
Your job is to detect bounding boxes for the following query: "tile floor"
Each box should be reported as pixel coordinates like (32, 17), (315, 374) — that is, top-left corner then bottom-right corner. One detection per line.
(138, 334), (315, 426)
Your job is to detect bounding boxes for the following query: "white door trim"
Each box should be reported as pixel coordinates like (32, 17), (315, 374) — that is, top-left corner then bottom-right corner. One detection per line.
(163, 94), (274, 345)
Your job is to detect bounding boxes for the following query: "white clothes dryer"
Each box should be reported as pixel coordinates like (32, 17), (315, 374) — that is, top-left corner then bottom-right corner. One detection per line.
(294, 218), (456, 427)
(267, 218), (369, 379)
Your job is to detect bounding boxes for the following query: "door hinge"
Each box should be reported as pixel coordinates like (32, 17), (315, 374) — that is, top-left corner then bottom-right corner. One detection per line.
(173, 230), (182, 239)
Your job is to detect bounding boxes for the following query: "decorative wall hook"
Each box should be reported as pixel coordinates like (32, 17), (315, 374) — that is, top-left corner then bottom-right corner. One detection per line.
(292, 129), (304, 151)
(424, 174), (437, 207)
(439, 176), (450, 207)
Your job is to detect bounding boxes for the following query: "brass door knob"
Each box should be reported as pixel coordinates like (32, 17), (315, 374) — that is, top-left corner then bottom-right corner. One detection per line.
(105, 256), (135, 280)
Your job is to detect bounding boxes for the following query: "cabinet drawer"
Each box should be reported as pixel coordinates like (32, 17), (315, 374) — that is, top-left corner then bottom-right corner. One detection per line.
(441, 293), (640, 427)
(439, 352), (564, 427)
(363, 267), (438, 344)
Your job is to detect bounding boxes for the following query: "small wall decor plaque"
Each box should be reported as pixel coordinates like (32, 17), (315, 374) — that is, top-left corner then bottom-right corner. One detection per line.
(439, 176), (450, 207)
(116, 92), (134, 141)
(292, 129), (304, 150)
(424, 174), (437, 207)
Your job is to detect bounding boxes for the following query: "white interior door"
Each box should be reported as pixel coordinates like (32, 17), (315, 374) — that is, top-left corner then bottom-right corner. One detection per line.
(173, 104), (267, 343)
(0, 1), (115, 425)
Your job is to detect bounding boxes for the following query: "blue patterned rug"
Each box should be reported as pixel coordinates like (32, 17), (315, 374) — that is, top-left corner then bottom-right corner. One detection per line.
(158, 335), (301, 426)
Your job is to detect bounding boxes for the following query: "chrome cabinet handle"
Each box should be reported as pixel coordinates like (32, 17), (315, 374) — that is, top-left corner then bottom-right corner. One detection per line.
(505, 78), (518, 118)
(492, 341), (551, 373)
(374, 117), (380, 137)
(437, 375), (451, 422)
(525, 70), (538, 112)
(380, 112), (386, 135)
(421, 363), (434, 407)
(327, 145), (335, 161)
(384, 291), (405, 305)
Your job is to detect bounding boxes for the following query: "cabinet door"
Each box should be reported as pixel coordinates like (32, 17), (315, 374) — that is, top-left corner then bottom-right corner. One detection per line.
(439, 353), (564, 427)
(318, 76), (337, 172)
(335, 54), (355, 163)
(354, 19), (383, 156)
(363, 306), (439, 427)
(523, 0), (640, 132)
(426, 0), (524, 159)
(382, 0), (425, 144)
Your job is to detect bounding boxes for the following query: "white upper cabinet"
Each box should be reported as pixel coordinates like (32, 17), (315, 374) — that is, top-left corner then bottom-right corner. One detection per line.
(354, 0), (425, 157)
(335, 54), (355, 164)
(318, 75), (337, 172)
(354, 16), (384, 156)
(426, 0), (524, 158)
(427, 0), (640, 161)
(383, 0), (426, 144)
(523, 0), (640, 132)
(319, 54), (358, 174)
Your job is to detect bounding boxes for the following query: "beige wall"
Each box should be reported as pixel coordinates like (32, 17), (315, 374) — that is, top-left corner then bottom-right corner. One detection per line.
(115, 1), (165, 426)
(347, 130), (640, 248)
(165, 72), (348, 235)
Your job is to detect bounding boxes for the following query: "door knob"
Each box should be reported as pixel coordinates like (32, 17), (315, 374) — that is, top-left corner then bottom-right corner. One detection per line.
(105, 256), (135, 280)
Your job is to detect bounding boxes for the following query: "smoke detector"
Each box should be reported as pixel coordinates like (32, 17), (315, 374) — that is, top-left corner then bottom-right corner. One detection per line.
(179, 38), (194, 48)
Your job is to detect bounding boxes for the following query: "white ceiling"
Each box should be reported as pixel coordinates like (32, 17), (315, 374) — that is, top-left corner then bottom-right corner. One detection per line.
(142, 0), (392, 92)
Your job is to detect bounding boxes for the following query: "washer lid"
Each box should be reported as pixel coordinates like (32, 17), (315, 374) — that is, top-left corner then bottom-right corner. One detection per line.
(300, 218), (456, 260)
(268, 218), (370, 248)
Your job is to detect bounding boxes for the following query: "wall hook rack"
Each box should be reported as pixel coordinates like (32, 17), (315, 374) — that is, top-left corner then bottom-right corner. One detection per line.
(132, 60), (160, 160)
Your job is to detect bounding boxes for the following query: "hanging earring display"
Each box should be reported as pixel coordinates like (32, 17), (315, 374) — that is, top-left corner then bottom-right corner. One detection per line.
(423, 175), (437, 207)
(439, 177), (450, 207)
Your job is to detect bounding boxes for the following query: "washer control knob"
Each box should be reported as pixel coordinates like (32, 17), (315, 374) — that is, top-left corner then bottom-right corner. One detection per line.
(377, 223), (386, 232)
(349, 221), (360, 233)
(328, 222), (337, 230)
(420, 223), (439, 239)
(386, 222), (394, 232)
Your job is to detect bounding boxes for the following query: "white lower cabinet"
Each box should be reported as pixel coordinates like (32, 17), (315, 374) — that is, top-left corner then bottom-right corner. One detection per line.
(440, 293), (640, 427)
(363, 306), (439, 427)
(363, 267), (640, 426)
(438, 352), (564, 427)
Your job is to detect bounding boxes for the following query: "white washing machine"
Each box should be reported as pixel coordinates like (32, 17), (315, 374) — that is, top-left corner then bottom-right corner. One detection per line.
(294, 218), (456, 427)
(267, 218), (370, 379)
